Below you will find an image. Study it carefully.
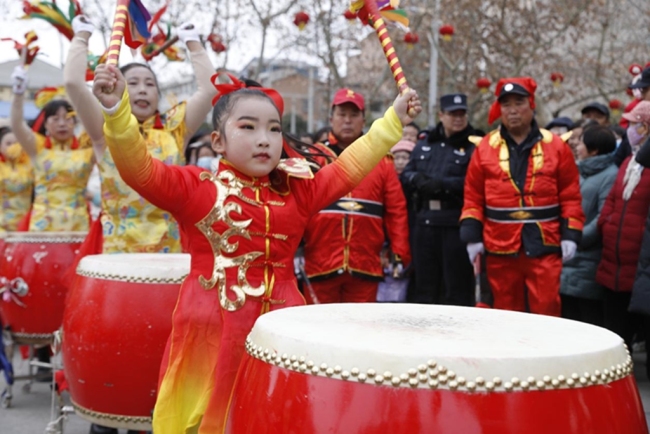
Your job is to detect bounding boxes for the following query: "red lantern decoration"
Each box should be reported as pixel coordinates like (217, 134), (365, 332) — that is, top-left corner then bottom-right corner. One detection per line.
(293, 11), (310, 30)
(403, 31), (419, 49)
(629, 63), (643, 76)
(609, 99), (623, 116)
(476, 77), (491, 93)
(343, 9), (357, 22)
(439, 24), (454, 42)
(550, 72), (564, 87)
(207, 34), (227, 54)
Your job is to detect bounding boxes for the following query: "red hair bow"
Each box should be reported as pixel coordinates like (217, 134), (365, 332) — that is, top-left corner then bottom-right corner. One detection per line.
(210, 72), (285, 116)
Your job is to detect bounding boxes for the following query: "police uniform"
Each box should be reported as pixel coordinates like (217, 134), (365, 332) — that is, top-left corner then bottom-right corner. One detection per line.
(401, 94), (483, 306)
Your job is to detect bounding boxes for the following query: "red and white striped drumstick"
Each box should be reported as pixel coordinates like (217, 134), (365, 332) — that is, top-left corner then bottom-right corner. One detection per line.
(106, 0), (130, 66)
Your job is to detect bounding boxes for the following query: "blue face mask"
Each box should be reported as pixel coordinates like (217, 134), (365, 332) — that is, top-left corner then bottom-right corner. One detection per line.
(197, 156), (215, 170)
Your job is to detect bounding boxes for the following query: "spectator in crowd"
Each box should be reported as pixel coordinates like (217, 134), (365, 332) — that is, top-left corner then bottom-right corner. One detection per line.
(402, 122), (420, 143)
(597, 101), (650, 348)
(299, 133), (314, 145)
(461, 77), (584, 316)
(401, 94), (482, 306)
(560, 125), (617, 326)
(581, 102), (610, 126)
(568, 119), (598, 161)
(302, 88), (411, 303)
(390, 139), (415, 175)
(545, 116), (573, 136)
(615, 67), (650, 165)
(312, 126), (331, 144)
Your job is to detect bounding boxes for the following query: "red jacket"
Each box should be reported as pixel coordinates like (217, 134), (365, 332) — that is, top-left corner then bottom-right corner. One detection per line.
(303, 142), (411, 281)
(460, 127), (584, 256)
(596, 157), (650, 292)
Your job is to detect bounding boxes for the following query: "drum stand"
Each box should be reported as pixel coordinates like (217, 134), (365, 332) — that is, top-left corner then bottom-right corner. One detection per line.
(1, 328), (74, 433)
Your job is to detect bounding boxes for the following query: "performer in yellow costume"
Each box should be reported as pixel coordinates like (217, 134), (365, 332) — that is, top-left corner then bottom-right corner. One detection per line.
(93, 63), (421, 433)
(64, 16), (216, 253)
(10, 73), (93, 232)
(0, 127), (33, 232)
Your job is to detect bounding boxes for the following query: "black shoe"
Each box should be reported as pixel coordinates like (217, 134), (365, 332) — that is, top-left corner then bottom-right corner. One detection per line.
(89, 424), (118, 434)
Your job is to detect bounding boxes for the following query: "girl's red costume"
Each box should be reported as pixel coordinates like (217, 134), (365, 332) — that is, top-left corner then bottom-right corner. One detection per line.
(102, 91), (403, 433)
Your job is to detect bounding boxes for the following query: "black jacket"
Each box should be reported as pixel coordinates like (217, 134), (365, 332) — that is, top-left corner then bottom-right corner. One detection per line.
(629, 137), (650, 315)
(401, 123), (483, 226)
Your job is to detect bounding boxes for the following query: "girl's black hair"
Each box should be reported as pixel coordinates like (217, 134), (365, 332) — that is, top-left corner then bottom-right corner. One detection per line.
(120, 63), (161, 95)
(211, 88), (334, 169)
(37, 100), (75, 136)
(0, 126), (11, 143)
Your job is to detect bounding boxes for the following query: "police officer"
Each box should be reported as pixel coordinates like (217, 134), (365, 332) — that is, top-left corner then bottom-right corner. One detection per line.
(401, 93), (483, 305)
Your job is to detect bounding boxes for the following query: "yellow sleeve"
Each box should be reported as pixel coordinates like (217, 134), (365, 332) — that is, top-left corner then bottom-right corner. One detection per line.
(102, 92), (154, 190)
(334, 106), (403, 185)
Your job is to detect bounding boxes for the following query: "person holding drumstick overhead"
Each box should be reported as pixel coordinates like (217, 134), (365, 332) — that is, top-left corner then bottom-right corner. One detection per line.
(10, 75), (94, 232)
(64, 15), (216, 254)
(91, 60), (421, 432)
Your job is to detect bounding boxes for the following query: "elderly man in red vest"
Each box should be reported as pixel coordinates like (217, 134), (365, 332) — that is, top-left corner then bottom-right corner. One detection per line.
(460, 77), (584, 316)
(302, 88), (411, 303)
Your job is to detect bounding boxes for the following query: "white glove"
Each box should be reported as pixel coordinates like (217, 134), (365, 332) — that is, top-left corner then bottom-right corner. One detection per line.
(72, 15), (95, 36)
(177, 22), (200, 45)
(11, 65), (28, 95)
(466, 242), (485, 263)
(561, 240), (577, 263)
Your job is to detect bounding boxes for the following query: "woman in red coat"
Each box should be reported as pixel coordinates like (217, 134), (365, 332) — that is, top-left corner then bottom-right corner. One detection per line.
(597, 101), (650, 347)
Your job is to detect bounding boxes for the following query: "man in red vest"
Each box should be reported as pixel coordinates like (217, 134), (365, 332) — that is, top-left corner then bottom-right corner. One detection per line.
(460, 77), (584, 316)
(302, 88), (411, 303)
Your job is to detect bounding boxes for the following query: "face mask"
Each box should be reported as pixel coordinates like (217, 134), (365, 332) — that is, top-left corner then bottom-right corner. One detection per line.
(197, 156), (215, 170)
(4, 143), (22, 160)
(627, 124), (647, 147)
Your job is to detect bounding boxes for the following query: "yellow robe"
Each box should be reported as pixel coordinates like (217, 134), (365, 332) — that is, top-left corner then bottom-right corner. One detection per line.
(29, 133), (93, 232)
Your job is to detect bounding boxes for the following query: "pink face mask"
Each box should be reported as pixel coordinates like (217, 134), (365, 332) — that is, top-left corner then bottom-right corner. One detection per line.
(627, 124), (647, 147)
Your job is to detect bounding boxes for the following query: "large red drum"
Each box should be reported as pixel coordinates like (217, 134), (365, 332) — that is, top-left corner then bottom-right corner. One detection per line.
(0, 231), (85, 344)
(62, 253), (189, 430)
(227, 304), (648, 434)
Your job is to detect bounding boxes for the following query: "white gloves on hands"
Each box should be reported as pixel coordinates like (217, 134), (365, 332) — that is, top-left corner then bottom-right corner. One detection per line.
(72, 15), (95, 36)
(561, 240), (577, 263)
(11, 65), (28, 95)
(467, 242), (485, 263)
(177, 22), (200, 45)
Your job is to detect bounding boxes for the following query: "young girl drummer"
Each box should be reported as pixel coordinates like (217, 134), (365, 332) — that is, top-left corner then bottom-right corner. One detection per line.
(92, 63), (421, 433)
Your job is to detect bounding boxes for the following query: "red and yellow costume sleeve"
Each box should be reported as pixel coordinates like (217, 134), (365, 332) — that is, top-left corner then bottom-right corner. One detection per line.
(556, 135), (585, 237)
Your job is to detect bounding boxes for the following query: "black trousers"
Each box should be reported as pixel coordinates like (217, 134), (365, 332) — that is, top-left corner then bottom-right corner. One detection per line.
(409, 224), (475, 306)
(603, 289), (637, 348)
(561, 294), (604, 327)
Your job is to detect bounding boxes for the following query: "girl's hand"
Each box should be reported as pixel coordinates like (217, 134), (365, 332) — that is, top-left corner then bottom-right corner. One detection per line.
(92, 64), (125, 109)
(393, 88), (422, 126)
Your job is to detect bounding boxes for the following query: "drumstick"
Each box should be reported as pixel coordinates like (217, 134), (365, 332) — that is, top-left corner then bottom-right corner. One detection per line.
(106, 0), (130, 66)
(358, 0), (417, 117)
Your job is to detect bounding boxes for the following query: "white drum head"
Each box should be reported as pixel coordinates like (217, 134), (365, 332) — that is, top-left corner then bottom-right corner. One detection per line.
(5, 231), (87, 243)
(77, 253), (190, 284)
(246, 304), (631, 392)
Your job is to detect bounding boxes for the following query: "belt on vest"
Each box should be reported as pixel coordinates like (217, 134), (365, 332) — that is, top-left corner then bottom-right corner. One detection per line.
(320, 198), (384, 219)
(485, 204), (560, 223)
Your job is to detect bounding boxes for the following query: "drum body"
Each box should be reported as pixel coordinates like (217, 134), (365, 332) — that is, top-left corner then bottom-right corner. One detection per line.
(226, 304), (648, 434)
(62, 253), (189, 430)
(0, 232), (85, 343)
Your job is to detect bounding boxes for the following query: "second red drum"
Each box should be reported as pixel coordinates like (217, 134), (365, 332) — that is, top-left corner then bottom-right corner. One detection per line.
(62, 253), (189, 431)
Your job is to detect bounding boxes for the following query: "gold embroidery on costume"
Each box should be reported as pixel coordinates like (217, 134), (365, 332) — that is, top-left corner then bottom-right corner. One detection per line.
(196, 170), (265, 312)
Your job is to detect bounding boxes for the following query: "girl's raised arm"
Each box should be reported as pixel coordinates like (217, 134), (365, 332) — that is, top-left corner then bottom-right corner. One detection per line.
(10, 67), (37, 160)
(64, 16), (106, 160)
(177, 24), (218, 146)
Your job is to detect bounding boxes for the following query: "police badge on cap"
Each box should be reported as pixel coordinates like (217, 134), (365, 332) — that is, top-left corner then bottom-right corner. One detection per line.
(440, 94), (468, 112)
